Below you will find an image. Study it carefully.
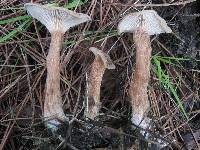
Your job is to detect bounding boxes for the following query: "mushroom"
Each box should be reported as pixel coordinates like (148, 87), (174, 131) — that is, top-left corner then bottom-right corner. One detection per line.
(24, 3), (91, 128)
(85, 47), (115, 119)
(118, 10), (172, 132)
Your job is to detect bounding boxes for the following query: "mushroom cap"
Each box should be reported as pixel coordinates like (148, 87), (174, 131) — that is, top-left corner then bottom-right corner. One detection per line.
(24, 3), (91, 33)
(89, 47), (115, 69)
(118, 10), (172, 35)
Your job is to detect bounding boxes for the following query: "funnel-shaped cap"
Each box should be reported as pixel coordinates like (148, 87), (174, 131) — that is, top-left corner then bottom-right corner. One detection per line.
(118, 10), (172, 35)
(25, 3), (91, 33)
(89, 47), (115, 69)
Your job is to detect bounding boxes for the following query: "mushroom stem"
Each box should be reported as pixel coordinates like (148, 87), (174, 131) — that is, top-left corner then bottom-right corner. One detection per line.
(129, 29), (151, 129)
(24, 3), (91, 128)
(86, 47), (115, 119)
(87, 56), (106, 119)
(118, 9), (172, 139)
(44, 31), (65, 121)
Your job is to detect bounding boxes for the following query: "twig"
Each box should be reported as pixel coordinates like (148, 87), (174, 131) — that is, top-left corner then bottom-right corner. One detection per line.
(106, 0), (196, 7)
(0, 75), (21, 101)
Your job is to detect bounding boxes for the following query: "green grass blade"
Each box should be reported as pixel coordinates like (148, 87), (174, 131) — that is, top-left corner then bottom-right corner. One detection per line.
(0, 18), (32, 43)
(161, 71), (188, 119)
(158, 57), (172, 64)
(168, 81), (188, 119)
(47, 3), (59, 7)
(64, 0), (88, 9)
(0, 30), (18, 43)
(47, 0), (88, 9)
(153, 57), (188, 119)
(0, 15), (31, 25)
(153, 57), (162, 80)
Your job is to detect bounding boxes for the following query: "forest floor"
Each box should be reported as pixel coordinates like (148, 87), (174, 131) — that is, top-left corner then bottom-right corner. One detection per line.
(0, 0), (200, 150)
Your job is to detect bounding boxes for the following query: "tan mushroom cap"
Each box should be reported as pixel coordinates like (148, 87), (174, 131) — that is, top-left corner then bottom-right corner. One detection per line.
(118, 10), (172, 35)
(24, 3), (91, 33)
(89, 47), (115, 70)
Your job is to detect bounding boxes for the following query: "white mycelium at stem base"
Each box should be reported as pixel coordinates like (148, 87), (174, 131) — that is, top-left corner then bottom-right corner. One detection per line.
(118, 10), (172, 131)
(25, 3), (91, 127)
(86, 47), (115, 119)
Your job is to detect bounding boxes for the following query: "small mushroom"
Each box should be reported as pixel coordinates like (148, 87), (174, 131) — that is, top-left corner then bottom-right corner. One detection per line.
(25, 3), (91, 128)
(85, 47), (115, 119)
(118, 10), (172, 131)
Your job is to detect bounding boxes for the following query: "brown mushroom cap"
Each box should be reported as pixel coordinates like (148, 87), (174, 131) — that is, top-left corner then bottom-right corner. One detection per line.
(118, 10), (172, 35)
(89, 47), (115, 69)
(24, 3), (91, 33)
